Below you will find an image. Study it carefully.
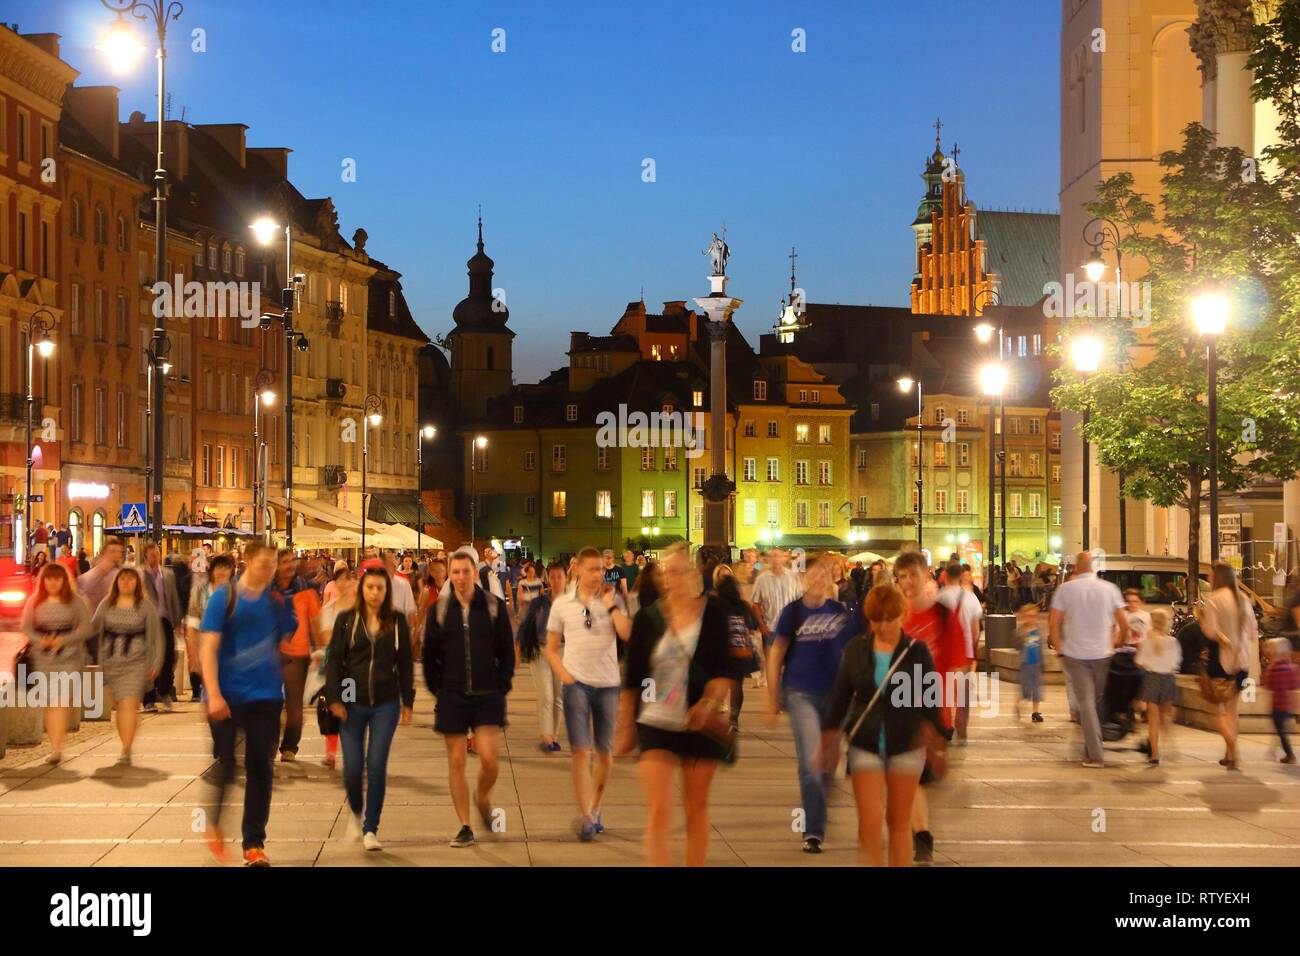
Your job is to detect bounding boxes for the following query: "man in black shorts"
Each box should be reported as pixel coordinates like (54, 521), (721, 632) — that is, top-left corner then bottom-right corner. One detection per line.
(423, 550), (514, 847)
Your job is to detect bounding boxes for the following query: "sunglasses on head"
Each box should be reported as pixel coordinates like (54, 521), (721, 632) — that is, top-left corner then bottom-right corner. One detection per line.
(582, 605), (593, 628)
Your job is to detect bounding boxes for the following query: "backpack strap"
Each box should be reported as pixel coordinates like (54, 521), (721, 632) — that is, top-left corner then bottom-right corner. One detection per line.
(437, 587), (498, 628)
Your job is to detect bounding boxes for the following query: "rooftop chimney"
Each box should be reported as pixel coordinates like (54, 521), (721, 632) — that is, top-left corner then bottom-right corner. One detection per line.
(194, 123), (247, 168)
(64, 86), (121, 160)
(247, 146), (291, 180)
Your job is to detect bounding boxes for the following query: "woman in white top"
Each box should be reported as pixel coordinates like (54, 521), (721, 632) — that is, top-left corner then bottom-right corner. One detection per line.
(1203, 561), (1259, 771)
(1135, 607), (1181, 766)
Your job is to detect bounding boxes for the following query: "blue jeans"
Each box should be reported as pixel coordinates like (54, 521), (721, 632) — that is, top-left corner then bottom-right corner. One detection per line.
(784, 688), (832, 841)
(562, 681), (619, 752)
(339, 698), (401, 834)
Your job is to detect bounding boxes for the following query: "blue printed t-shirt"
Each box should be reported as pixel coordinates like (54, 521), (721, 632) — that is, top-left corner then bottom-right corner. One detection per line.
(201, 583), (298, 705)
(775, 598), (854, 696)
(1021, 627), (1042, 667)
(874, 649), (892, 753)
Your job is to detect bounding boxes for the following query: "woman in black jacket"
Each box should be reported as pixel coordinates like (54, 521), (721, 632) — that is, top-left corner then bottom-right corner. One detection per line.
(820, 583), (945, 867)
(326, 567), (414, 851)
(615, 543), (745, 866)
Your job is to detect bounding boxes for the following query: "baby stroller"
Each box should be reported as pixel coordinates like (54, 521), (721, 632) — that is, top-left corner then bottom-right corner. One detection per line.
(1100, 650), (1143, 742)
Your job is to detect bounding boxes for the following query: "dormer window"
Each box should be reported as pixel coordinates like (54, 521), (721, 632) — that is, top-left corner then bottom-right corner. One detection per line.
(513, 405), (523, 424)
(566, 403), (578, 423)
(389, 290), (396, 317)
(234, 248), (245, 277)
(754, 380), (767, 401)
(207, 243), (217, 269)
(692, 390), (703, 407)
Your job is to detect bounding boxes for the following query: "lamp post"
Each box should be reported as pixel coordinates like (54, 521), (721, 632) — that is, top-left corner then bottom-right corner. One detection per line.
(251, 216), (308, 549)
(979, 361), (1007, 601)
(252, 370), (277, 544)
(1193, 292), (1229, 562)
(417, 425), (435, 554)
(973, 287), (1005, 591)
(21, 310), (56, 565)
(1082, 218), (1129, 552)
(143, 335), (171, 542)
(1069, 334), (1103, 552)
(99, 0), (181, 543)
(898, 376), (923, 553)
(470, 435), (487, 544)
(361, 394), (383, 556)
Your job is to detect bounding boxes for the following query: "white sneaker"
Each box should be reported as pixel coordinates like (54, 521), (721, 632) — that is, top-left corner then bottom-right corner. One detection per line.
(345, 812), (363, 841)
(362, 831), (383, 851)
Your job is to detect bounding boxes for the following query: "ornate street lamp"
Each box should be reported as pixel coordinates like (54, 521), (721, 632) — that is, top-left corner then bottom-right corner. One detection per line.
(1069, 334), (1104, 552)
(1193, 292), (1229, 562)
(21, 309), (56, 564)
(360, 394), (384, 556)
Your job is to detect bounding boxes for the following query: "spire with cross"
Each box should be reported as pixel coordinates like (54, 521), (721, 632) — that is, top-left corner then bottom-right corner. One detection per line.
(788, 246), (798, 296)
(934, 116), (942, 146)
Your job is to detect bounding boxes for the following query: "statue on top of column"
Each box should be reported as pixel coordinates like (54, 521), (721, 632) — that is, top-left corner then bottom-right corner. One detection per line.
(704, 232), (730, 277)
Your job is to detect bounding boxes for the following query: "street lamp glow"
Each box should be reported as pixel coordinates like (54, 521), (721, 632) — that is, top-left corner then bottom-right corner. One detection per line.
(97, 20), (145, 74)
(973, 323), (994, 344)
(642, 526), (651, 536)
(475, 435), (488, 449)
(979, 363), (1007, 397)
(421, 425), (436, 439)
(1082, 248), (1107, 284)
(1070, 335), (1103, 374)
(897, 376), (914, 393)
(36, 335), (55, 358)
(1192, 292), (1229, 337)
(367, 411), (383, 427)
(249, 217), (281, 247)
(259, 388), (277, 407)
(1050, 535), (1063, 550)
(160, 360), (172, 376)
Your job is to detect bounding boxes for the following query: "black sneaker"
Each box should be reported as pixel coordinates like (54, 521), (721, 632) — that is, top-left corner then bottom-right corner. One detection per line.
(801, 836), (823, 854)
(449, 825), (475, 848)
(913, 830), (934, 864)
(1031, 712), (1044, 723)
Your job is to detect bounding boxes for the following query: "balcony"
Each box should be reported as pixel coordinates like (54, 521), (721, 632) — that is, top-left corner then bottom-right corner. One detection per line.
(325, 301), (344, 337)
(321, 464), (347, 489)
(325, 378), (347, 401)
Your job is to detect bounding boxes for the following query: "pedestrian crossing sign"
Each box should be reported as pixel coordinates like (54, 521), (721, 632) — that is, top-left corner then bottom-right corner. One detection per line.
(121, 503), (147, 529)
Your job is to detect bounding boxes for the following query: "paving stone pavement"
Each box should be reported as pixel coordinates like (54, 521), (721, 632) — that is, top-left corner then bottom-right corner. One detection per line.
(1, 664), (1297, 866)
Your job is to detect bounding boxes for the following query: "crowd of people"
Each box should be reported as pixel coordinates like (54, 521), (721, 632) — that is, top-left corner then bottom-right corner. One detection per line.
(14, 533), (1297, 868)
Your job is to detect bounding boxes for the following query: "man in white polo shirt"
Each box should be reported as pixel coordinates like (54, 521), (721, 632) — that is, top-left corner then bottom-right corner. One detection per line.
(546, 546), (631, 842)
(1049, 551), (1129, 767)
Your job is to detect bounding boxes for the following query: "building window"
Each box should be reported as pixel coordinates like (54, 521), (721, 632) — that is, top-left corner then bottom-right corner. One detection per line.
(692, 389), (703, 407)
(693, 467), (706, 489)
(513, 405), (523, 424)
(1029, 418), (1041, 436)
(743, 457), (756, 482)
(933, 442), (947, 467)
(1017, 335), (1027, 357)
(641, 447), (655, 471)
(935, 490), (947, 514)
(856, 448), (867, 469)
(94, 388), (106, 445)
(596, 490), (612, 518)
(766, 458), (780, 482)
(1051, 463), (1061, 483)
(640, 489), (656, 518)
(767, 421), (778, 438)
(664, 490), (678, 518)
(956, 490), (969, 514)
(70, 284), (82, 336)
(552, 444), (566, 472)
(857, 495), (867, 514)
(818, 501), (831, 527)
(957, 408), (969, 425)
(663, 448), (677, 472)
(995, 493), (1001, 517)
(1010, 493), (1023, 518)
(549, 491), (567, 518)
(1028, 453), (1040, 476)
(216, 446), (225, 487)
(817, 460), (830, 485)
(523, 450), (536, 471)
(202, 444), (212, 486)
(116, 213), (128, 252)
(1051, 432), (1061, 449)
(798, 389), (808, 403)
(566, 403), (578, 422)
(795, 460), (809, 486)
(766, 500), (780, 525)
(1052, 504), (1062, 526)
(693, 505), (704, 530)
(742, 498), (756, 525)
(1008, 453), (1021, 477)
(958, 442), (970, 466)
(753, 380), (767, 401)
(1032, 334), (1042, 355)
(743, 419), (755, 437)
(207, 243), (217, 269)
(595, 446), (608, 471)
(1028, 493), (1042, 518)
(651, 344), (662, 360)
(116, 391), (126, 447)
(795, 424), (809, 444)
(811, 390), (820, 403)
(819, 424), (831, 444)
(525, 495), (536, 515)
(93, 206), (106, 245)
(71, 384), (82, 441)
(795, 501), (809, 528)
(1010, 417), (1021, 436)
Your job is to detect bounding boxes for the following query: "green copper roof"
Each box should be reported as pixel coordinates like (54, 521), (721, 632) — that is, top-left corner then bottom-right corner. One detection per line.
(975, 210), (1060, 308)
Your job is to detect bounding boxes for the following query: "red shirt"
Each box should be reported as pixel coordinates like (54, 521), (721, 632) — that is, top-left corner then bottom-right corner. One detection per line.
(904, 601), (970, 728)
(57, 555), (79, 579)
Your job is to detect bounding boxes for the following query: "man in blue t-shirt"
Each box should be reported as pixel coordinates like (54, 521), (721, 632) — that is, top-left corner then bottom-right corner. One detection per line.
(199, 540), (298, 866)
(764, 557), (854, 854)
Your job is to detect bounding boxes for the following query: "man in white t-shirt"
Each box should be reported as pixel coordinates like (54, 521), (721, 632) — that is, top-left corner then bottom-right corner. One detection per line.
(937, 561), (984, 744)
(1049, 552), (1128, 768)
(383, 551), (418, 632)
(751, 548), (804, 647)
(546, 546), (631, 842)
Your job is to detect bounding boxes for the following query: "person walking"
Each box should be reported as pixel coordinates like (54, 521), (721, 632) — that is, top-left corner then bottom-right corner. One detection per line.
(712, 565), (762, 729)
(140, 543), (183, 713)
(764, 557), (854, 854)
(21, 564), (92, 764)
(86, 566), (165, 766)
(1202, 561), (1259, 770)
(423, 550), (514, 848)
(516, 561), (545, 615)
(546, 546), (632, 841)
(325, 567), (414, 851)
(198, 541), (298, 865)
(78, 537), (125, 661)
(820, 583), (944, 866)
(184, 554), (236, 703)
(272, 548), (322, 762)
(314, 566), (358, 769)
(936, 560), (983, 745)
(1048, 551), (1128, 769)
(516, 562), (567, 752)
(56, 544), (79, 580)
(615, 542), (742, 866)
(1136, 607), (1181, 766)
(1262, 637), (1298, 765)
(750, 546), (804, 652)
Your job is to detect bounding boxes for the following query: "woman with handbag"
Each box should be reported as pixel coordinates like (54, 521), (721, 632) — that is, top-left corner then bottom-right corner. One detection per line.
(1201, 562), (1259, 771)
(615, 543), (744, 866)
(819, 583), (946, 866)
(712, 565), (762, 729)
(325, 567), (414, 850)
(20, 563), (93, 764)
(313, 566), (357, 768)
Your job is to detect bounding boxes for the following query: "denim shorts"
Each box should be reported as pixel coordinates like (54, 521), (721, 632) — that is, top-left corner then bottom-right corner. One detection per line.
(562, 681), (620, 752)
(847, 745), (926, 776)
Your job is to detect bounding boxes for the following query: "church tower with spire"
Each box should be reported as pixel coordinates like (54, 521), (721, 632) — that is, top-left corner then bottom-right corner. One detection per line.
(447, 216), (515, 421)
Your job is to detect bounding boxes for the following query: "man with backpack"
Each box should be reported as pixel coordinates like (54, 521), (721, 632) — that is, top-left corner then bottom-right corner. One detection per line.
(894, 550), (968, 864)
(198, 541), (299, 866)
(422, 550), (515, 848)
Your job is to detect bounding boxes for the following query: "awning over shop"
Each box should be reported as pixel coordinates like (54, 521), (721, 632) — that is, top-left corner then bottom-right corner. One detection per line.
(768, 534), (851, 550)
(366, 493), (442, 528)
(270, 496), (362, 533)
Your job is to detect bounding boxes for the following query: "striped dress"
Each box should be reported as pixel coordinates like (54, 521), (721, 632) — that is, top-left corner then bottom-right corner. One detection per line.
(21, 598), (91, 677)
(91, 601), (165, 700)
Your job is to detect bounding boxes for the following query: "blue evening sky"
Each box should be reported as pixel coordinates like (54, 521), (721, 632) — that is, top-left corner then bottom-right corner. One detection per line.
(25, 0), (1059, 382)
